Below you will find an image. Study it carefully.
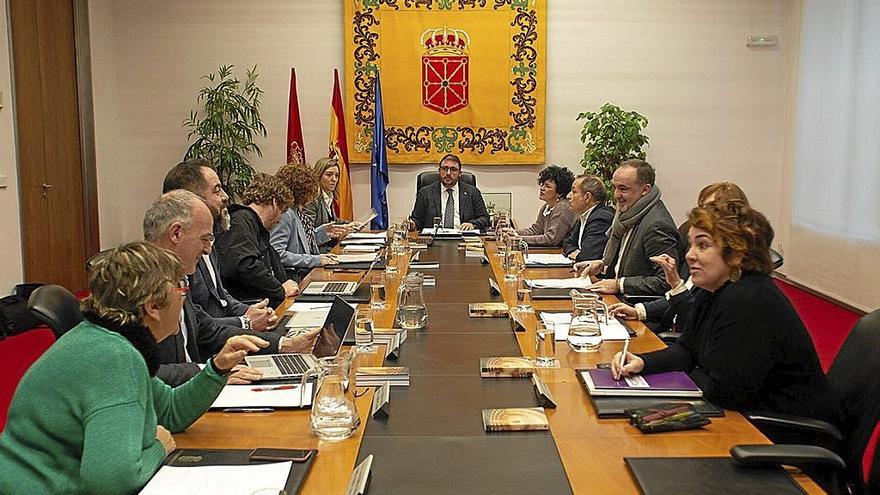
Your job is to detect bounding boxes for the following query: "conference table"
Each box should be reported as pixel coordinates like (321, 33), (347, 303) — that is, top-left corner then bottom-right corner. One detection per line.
(175, 235), (822, 494)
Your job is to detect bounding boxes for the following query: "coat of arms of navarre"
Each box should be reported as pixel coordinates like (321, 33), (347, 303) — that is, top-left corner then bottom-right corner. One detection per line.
(421, 27), (470, 115)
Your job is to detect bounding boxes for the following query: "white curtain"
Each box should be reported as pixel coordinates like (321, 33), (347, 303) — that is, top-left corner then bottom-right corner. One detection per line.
(786, 0), (880, 311)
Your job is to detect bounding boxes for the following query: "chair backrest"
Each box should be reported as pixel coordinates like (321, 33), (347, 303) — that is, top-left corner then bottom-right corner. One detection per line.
(27, 285), (83, 339)
(827, 309), (880, 490)
(770, 248), (784, 269)
(416, 171), (476, 192)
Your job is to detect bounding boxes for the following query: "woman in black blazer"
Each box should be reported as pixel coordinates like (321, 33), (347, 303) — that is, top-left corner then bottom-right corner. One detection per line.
(303, 157), (349, 252)
(612, 201), (837, 422)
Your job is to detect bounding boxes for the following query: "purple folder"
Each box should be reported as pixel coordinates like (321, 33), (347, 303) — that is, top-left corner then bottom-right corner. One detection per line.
(582, 369), (703, 397)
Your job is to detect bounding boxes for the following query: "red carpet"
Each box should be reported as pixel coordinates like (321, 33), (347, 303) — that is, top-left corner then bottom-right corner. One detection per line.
(774, 278), (862, 372)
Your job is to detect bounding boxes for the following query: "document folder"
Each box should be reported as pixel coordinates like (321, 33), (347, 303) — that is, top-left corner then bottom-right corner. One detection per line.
(624, 457), (805, 495)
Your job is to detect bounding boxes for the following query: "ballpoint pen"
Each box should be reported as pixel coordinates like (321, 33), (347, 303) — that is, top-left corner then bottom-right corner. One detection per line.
(251, 385), (297, 392)
(617, 339), (630, 379)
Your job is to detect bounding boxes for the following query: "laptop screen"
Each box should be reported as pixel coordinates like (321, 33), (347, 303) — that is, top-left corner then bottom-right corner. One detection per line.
(312, 296), (355, 358)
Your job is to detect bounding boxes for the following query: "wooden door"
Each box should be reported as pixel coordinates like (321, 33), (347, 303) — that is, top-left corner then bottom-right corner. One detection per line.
(8, 0), (98, 291)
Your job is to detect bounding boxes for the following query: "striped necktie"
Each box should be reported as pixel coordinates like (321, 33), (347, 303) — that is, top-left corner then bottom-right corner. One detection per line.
(444, 188), (455, 228)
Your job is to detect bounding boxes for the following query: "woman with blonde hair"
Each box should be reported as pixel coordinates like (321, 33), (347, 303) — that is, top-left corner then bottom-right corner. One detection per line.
(0, 241), (266, 494)
(303, 157), (351, 251)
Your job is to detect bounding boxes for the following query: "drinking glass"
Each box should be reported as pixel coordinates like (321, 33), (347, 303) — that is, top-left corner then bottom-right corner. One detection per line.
(370, 274), (386, 310)
(432, 216), (442, 233)
(505, 249), (524, 281)
(516, 287), (533, 313)
(535, 321), (556, 367)
(384, 248), (398, 275)
(355, 309), (375, 353)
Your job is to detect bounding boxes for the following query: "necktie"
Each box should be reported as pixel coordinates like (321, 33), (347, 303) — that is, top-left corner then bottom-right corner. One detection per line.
(444, 188), (455, 228)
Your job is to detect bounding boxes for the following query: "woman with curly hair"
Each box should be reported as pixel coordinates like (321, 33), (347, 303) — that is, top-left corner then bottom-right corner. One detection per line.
(0, 241), (267, 494)
(612, 201), (837, 422)
(512, 165), (578, 246)
(271, 163), (340, 281)
(215, 173), (300, 307)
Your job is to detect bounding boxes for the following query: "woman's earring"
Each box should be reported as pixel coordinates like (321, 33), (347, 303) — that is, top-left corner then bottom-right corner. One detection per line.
(730, 267), (742, 283)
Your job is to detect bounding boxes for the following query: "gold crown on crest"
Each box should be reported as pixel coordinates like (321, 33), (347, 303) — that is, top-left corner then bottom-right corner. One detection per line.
(421, 26), (470, 55)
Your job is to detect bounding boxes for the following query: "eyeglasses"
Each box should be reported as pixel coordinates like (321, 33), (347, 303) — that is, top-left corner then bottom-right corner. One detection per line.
(199, 233), (215, 244)
(175, 280), (190, 299)
(439, 166), (460, 174)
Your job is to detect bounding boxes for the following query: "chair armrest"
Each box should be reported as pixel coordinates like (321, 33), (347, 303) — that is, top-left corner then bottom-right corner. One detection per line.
(731, 444), (845, 471)
(746, 412), (843, 442)
(656, 331), (681, 344)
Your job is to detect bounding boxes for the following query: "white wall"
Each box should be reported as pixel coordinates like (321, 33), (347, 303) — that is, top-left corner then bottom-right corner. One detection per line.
(0, 0), (24, 293)
(87, 0), (796, 249)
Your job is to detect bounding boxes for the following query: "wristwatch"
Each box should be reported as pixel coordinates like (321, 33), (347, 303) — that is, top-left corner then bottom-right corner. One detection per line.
(241, 315), (252, 330)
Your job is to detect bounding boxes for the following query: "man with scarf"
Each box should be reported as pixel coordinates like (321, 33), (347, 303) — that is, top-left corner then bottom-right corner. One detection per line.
(576, 159), (684, 298)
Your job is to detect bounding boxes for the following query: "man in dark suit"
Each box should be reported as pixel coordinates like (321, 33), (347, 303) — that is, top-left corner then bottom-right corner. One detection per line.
(577, 160), (683, 298)
(163, 159), (276, 331)
(408, 154), (490, 231)
(562, 174), (614, 262)
(144, 190), (319, 386)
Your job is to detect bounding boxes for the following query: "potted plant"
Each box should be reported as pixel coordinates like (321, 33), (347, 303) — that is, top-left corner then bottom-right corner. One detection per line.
(576, 103), (649, 198)
(183, 65), (267, 199)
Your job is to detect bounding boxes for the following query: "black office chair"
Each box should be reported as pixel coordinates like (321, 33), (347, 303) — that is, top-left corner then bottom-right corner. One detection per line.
(28, 284), (83, 339)
(733, 309), (880, 494)
(416, 171), (477, 192)
(770, 248), (784, 269)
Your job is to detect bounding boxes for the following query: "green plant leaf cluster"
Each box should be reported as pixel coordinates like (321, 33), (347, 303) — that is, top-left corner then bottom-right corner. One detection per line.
(183, 65), (267, 199)
(577, 103), (649, 199)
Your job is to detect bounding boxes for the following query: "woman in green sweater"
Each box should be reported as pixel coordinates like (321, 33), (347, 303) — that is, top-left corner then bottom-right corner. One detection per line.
(0, 241), (268, 494)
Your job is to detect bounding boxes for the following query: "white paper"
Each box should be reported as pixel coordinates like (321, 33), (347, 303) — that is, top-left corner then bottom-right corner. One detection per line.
(421, 227), (462, 235)
(343, 244), (382, 252)
(286, 310), (330, 329)
(348, 232), (387, 239)
(210, 383), (313, 408)
(287, 302), (332, 312)
(525, 278), (592, 289)
(336, 254), (379, 263)
(526, 254), (574, 266)
(140, 462), (293, 495)
(539, 312), (630, 341)
(341, 238), (387, 245)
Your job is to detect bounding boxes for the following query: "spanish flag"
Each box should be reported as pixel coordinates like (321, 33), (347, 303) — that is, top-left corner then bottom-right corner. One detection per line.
(329, 69), (353, 220)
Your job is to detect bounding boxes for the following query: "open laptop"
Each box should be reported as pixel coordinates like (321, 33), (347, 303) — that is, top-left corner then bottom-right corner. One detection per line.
(300, 251), (382, 296)
(244, 296), (355, 380)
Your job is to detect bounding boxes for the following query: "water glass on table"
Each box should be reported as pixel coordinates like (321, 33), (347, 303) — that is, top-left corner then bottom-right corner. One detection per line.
(516, 287), (533, 313)
(355, 309), (375, 353)
(370, 274), (386, 310)
(535, 321), (556, 367)
(432, 216), (442, 233)
(505, 249), (524, 281)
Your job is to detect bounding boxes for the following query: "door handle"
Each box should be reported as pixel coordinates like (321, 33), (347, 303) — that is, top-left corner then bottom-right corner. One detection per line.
(41, 183), (53, 198)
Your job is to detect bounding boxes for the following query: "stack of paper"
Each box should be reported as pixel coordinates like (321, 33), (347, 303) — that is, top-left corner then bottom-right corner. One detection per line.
(210, 382), (313, 409)
(348, 232), (387, 240)
(341, 238), (386, 245)
(539, 312), (630, 341)
(140, 462), (294, 495)
(335, 253), (379, 263)
(343, 244), (382, 253)
(373, 327), (407, 345)
(525, 254), (574, 266)
(356, 367), (410, 386)
(526, 278), (592, 289)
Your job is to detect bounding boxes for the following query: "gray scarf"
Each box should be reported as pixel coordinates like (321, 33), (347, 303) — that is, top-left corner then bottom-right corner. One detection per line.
(602, 185), (661, 268)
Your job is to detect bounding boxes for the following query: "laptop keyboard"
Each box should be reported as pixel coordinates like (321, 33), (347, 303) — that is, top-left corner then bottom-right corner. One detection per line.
(322, 282), (349, 294)
(272, 354), (311, 376)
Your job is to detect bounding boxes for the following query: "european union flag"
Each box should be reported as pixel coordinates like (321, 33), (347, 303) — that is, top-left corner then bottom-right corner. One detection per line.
(370, 74), (390, 230)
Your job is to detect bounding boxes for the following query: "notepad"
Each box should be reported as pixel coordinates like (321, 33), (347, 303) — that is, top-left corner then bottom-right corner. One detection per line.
(210, 382), (314, 409)
(525, 254), (573, 266)
(140, 461), (293, 495)
(526, 278), (593, 289)
(579, 369), (702, 398)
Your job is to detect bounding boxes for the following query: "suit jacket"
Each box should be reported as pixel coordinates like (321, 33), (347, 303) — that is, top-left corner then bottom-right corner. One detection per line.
(189, 252), (250, 328)
(215, 204), (288, 307)
(155, 298), (282, 386)
(269, 208), (329, 281)
(562, 204), (614, 262)
(603, 199), (683, 297)
(409, 181), (490, 231)
(302, 195), (338, 253)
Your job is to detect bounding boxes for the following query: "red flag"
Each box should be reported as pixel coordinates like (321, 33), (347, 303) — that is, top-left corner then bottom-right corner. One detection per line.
(329, 68), (353, 220)
(286, 68), (306, 164)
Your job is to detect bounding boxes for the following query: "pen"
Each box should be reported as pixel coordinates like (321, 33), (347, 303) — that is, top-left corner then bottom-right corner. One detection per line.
(222, 407), (274, 413)
(617, 339), (630, 380)
(251, 385), (297, 392)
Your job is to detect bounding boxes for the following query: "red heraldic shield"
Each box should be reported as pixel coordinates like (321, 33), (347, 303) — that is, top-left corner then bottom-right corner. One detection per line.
(422, 56), (469, 115)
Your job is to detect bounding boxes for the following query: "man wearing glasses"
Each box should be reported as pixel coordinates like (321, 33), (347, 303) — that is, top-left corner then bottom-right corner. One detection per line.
(408, 154), (490, 231)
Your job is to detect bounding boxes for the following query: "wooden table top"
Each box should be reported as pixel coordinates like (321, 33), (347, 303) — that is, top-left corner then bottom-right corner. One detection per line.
(175, 237), (822, 494)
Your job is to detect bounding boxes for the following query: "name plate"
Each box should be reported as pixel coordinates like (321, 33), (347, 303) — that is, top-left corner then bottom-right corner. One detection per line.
(371, 382), (390, 419)
(531, 374), (557, 409)
(385, 333), (401, 360)
(488, 277), (502, 295)
(509, 311), (527, 333)
(345, 454), (374, 495)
